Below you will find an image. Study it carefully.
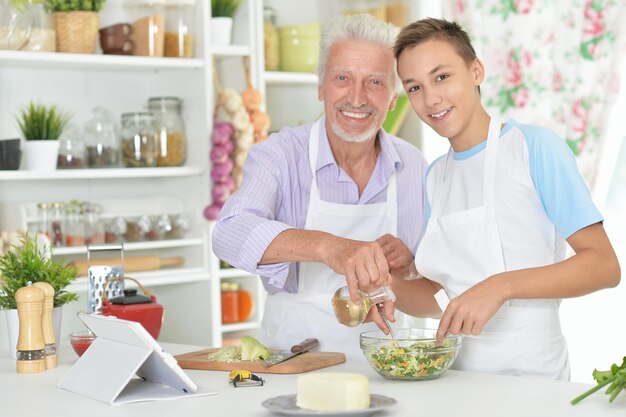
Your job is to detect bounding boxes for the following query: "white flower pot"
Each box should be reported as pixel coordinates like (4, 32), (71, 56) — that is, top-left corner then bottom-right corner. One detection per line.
(21, 140), (59, 171)
(5, 306), (62, 359)
(210, 17), (233, 46)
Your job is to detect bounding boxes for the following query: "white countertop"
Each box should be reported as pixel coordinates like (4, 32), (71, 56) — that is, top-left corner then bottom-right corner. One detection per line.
(1, 342), (623, 417)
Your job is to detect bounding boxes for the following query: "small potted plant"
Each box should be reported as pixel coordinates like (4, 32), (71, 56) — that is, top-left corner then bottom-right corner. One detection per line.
(210, 0), (241, 45)
(46, 0), (106, 53)
(15, 100), (71, 171)
(0, 232), (78, 358)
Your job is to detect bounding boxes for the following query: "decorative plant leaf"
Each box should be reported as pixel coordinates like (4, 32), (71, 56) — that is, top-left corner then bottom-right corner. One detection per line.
(211, 0), (241, 18)
(0, 232), (78, 310)
(15, 101), (72, 140)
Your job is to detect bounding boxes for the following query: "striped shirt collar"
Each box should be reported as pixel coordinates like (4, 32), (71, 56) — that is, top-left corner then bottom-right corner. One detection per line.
(315, 115), (402, 179)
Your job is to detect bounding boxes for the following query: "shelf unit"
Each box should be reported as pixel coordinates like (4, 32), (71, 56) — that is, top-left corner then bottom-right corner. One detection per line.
(0, 0), (265, 348)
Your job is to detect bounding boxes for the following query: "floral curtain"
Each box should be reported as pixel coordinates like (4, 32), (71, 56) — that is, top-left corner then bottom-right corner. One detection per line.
(442, 0), (626, 188)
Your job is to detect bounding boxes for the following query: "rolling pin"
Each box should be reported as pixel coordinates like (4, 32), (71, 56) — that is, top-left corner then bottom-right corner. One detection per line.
(71, 256), (185, 276)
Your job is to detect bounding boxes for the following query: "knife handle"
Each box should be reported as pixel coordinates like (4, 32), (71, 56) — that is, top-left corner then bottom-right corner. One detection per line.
(291, 338), (319, 353)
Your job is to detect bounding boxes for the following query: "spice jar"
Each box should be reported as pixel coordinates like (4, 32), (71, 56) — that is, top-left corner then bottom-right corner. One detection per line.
(163, 0), (195, 58)
(123, 215), (150, 242)
(36, 202), (52, 241)
(154, 214), (172, 239)
(164, 212), (189, 239)
(147, 97), (187, 167)
(50, 202), (64, 246)
(105, 216), (127, 243)
(84, 204), (105, 244)
(84, 107), (119, 168)
(221, 281), (239, 324)
(263, 6), (279, 71)
(124, 0), (166, 57)
(140, 214), (160, 240)
(121, 112), (158, 167)
(57, 125), (87, 169)
(64, 201), (85, 246)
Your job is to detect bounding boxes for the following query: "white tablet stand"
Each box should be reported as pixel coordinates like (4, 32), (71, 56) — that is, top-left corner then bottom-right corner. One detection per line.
(58, 313), (216, 405)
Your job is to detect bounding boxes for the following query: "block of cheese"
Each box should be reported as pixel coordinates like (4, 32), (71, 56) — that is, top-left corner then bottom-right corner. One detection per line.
(296, 372), (370, 411)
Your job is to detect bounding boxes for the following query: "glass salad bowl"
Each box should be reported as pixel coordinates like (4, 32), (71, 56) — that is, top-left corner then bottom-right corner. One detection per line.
(360, 328), (462, 380)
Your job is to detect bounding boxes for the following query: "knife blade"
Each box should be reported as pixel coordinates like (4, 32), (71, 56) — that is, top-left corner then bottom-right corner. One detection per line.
(263, 338), (319, 367)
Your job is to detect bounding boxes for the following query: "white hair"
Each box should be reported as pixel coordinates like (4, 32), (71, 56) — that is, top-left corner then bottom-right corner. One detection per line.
(317, 14), (400, 91)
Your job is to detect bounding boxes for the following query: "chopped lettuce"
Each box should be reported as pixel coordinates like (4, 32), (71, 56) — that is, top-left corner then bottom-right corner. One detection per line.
(241, 335), (272, 361)
(367, 340), (456, 379)
(206, 336), (272, 362)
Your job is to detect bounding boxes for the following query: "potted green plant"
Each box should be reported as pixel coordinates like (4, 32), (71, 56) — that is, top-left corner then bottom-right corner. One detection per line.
(0, 232), (78, 358)
(15, 100), (71, 171)
(210, 0), (241, 45)
(46, 0), (106, 53)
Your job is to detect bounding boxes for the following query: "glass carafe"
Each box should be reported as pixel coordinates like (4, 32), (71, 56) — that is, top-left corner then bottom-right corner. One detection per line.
(331, 285), (396, 327)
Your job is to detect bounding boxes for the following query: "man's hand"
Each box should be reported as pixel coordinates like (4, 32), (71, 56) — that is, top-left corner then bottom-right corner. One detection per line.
(321, 237), (390, 303)
(364, 300), (395, 333)
(436, 275), (507, 340)
(376, 234), (413, 279)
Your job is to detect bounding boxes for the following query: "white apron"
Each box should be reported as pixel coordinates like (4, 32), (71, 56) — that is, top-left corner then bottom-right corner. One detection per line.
(414, 118), (569, 380)
(259, 119), (398, 360)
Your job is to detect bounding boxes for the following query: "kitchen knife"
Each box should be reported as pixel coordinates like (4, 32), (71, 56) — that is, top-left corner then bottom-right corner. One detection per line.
(263, 338), (319, 367)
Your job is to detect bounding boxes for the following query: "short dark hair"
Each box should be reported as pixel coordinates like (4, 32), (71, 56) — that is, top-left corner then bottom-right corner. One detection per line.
(394, 18), (477, 65)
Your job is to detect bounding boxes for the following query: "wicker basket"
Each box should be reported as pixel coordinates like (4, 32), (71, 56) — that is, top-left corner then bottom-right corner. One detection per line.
(54, 11), (99, 54)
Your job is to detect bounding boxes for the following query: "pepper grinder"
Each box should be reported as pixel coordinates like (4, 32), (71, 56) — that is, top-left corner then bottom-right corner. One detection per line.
(15, 283), (46, 374)
(33, 282), (57, 369)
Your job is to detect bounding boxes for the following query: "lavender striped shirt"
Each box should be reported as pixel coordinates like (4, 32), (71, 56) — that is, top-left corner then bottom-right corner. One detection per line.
(212, 119), (428, 294)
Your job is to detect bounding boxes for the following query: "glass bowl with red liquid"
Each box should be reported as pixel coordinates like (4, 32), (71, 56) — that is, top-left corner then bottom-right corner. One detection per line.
(69, 330), (96, 357)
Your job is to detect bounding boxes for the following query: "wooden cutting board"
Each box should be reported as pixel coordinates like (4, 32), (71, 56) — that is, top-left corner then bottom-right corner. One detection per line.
(175, 348), (346, 374)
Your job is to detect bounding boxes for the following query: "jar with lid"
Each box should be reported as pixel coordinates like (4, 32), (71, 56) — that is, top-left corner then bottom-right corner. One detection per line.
(105, 216), (127, 243)
(84, 107), (119, 168)
(147, 97), (187, 167)
(263, 6), (279, 71)
(221, 281), (239, 324)
(57, 125), (86, 169)
(50, 202), (64, 246)
(64, 201), (85, 247)
(124, 0), (166, 57)
(163, 0), (195, 58)
(20, 2), (55, 52)
(164, 212), (189, 239)
(153, 214), (172, 239)
(36, 202), (52, 241)
(123, 215), (151, 242)
(84, 204), (105, 245)
(121, 112), (158, 167)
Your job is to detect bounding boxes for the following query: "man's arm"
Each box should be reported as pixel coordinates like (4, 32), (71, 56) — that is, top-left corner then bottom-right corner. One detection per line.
(260, 229), (391, 303)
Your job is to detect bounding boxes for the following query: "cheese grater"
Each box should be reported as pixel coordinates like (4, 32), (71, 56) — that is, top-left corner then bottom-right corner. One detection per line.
(86, 244), (125, 313)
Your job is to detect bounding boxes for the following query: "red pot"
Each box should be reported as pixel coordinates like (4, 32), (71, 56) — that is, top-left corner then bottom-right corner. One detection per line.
(100, 276), (164, 340)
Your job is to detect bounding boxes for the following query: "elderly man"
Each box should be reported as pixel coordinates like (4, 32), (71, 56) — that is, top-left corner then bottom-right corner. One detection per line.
(213, 14), (428, 359)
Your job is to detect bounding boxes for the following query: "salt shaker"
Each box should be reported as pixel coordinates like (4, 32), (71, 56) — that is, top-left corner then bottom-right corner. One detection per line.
(15, 283), (46, 374)
(32, 282), (57, 369)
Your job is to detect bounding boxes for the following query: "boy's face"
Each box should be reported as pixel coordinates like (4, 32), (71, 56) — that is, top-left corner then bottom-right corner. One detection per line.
(319, 40), (398, 144)
(397, 39), (484, 147)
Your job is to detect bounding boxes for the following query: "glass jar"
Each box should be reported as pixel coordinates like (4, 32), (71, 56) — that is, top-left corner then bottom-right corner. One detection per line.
(105, 216), (127, 243)
(0, 0), (32, 50)
(20, 2), (55, 52)
(221, 281), (240, 324)
(154, 213), (172, 239)
(50, 202), (65, 247)
(123, 215), (150, 242)
(163, 0), (195, 58)
(57, 125), (87, 169)
(64, 201), (85, 247)
(121, 112), (158, 167)
(124, 0), (166, 57)
(84, 107), (119, 168)
(164, 212), (189, 239)
(84, 204), (105, 245)
(147, 97), (187, 166)
(36, 202), (52, 241)
(263, 6), (279, 71)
